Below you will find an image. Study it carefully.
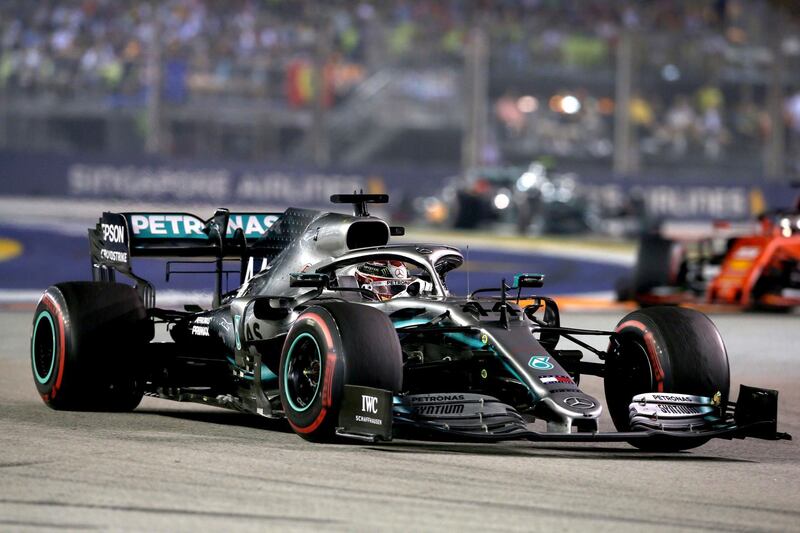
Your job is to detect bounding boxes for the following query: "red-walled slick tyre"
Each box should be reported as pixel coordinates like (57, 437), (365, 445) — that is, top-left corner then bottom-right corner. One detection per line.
(279, 302), (402, 442)
(31, 282), (153, 411)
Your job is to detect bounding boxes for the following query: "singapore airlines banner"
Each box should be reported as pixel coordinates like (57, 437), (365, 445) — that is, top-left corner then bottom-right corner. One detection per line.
(0, 150), (451, 207)
(0, 150), (794, 219)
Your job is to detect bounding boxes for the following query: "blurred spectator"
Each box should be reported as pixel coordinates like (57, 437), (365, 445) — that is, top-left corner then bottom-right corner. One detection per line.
(698, 105), (726, 160)
(664, 95), (696, 158)
(0, 0), (797, 173)
(494, 91), (525, 138)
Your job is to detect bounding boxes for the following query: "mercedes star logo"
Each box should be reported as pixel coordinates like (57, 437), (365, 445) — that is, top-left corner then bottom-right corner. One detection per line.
(563, 396), (596, 409)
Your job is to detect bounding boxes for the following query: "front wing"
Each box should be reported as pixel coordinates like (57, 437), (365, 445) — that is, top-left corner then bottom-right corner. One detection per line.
(335, 385), (791, 445)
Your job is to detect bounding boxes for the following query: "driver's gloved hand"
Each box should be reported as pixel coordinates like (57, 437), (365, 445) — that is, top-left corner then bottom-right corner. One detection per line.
(405, 280), (421, 297)
(395, 280), (433, 298)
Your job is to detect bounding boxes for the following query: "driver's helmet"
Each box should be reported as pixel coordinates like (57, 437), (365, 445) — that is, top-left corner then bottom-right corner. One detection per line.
(354, 260), (415, 300)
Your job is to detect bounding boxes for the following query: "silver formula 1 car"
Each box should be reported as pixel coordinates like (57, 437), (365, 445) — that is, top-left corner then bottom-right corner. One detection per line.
(30, 194), (789, 451)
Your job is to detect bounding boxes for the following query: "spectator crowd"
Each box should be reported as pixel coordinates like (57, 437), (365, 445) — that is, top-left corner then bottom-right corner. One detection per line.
(0, 0), (798, 173)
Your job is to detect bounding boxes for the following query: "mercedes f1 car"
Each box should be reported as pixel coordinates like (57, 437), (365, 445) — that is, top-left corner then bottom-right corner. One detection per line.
(30, 194), (789, 451)
(621, 200), (800, 310)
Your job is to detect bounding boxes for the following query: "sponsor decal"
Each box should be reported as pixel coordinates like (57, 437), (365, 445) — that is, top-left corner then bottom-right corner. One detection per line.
(409, 393), (466, 403)
(540, 375), (574, 385)
(563, 396), (596, 409)
(244, 257), (269, 283)
(355, 396), (382, 424)
(656, 404), (702, 415)
(128, 213), (277, 240)
(99, 249), (128, 263)
(344, 386), (392, 428)
(361, 394), (378, 414)
(98, 214), (129, 263)
(354, 414), (383, 425)
(480, 333), (489, 345)
(101, 223), (125, 243)
(191, 316), (211, 337)
(130, 214), (205, 239)
(228, 214), (279, 238)
(528, 356), (554, 370)
(733, 246), (761, 260)
(245, 321), (263, 341)
(649, 394), (698, 403)
(416, 404), (465, 416)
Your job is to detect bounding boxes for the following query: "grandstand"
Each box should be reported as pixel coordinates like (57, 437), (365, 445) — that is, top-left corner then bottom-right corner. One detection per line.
(0, 0), (799, 179)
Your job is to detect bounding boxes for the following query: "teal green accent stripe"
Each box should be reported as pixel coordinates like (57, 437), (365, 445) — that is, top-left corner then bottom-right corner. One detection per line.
(261, 365), (278, 383)
(513, 272), (545, 288)
(233, 315), (242, 350)
(392, 318), (430, 329)
(283, 333), (321, 413)
(394, 318), (485, 350)
(445, 332), (485, 349)
(392, 317), (536, 401)
(32, 311), (56, 384)
(225, 355), (278, 384)
(226, 356), (253, 381)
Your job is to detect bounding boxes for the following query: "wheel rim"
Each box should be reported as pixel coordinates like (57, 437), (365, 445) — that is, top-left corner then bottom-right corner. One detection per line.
(613, 337), (654, 398)
(607, 335), (655, 429)
(32, 311), (56, 384)
(283, 333), (322, 413)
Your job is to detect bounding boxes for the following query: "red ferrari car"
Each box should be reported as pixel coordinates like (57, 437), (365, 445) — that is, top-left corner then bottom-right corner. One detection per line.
(623, 200), (800, 310)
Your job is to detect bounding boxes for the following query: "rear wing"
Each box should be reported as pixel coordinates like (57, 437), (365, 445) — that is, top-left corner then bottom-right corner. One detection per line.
(90, 209), (284, 307)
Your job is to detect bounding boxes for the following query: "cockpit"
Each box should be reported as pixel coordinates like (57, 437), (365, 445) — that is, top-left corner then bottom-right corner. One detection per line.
(315, 245), (464, 300)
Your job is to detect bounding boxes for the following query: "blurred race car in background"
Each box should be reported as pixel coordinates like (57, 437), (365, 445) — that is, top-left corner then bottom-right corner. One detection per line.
(414, 162), (646, 237)
(619, 198), (800, 310)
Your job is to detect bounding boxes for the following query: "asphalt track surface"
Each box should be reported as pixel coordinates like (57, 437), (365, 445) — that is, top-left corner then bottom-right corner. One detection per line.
(1, 310), (798, 532)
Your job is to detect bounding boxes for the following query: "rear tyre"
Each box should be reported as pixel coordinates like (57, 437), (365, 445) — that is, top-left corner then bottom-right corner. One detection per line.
(31, 282), (153, 411)
(604, 306), (730, 451)
(279, 302), (402, 442)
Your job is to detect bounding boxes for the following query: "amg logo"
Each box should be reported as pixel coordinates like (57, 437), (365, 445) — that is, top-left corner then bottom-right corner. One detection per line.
(361, 395), (378, 414)
(101, 223), (125, 243)
(410, 394), (466, 403)
(416, 404), (465, 416)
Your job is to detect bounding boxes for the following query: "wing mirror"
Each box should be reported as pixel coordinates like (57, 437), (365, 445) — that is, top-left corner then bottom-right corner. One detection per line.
(513, 273), (544, 288)
(289, 272), (330, 288)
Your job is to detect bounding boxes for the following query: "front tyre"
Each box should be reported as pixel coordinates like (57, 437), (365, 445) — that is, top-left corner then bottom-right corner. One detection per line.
(604, 306), (730, 451)
(279, 303), (402, 442)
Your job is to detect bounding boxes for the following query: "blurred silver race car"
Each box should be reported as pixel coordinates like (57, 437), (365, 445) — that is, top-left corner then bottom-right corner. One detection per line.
(30, 194), (789, 451)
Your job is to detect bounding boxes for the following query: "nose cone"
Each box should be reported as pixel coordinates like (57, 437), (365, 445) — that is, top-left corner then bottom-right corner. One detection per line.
(540, 391), (603, 433)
